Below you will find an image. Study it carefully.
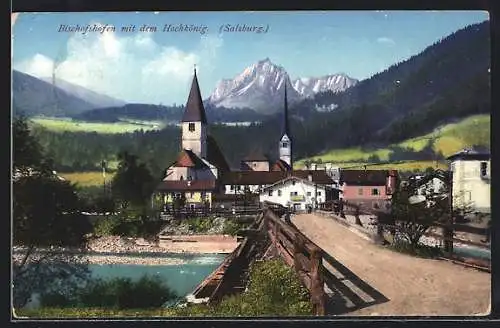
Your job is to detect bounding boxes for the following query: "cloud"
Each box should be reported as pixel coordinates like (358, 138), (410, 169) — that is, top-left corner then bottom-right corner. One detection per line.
(14, 22), (224, 104)
(376, 37), (396, 46)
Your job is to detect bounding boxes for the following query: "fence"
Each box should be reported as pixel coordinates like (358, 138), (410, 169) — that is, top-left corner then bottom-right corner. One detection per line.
(263, 207), (326, 315)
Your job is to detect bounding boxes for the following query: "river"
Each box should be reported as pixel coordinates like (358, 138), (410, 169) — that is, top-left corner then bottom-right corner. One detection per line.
(23, 253), (226, 309)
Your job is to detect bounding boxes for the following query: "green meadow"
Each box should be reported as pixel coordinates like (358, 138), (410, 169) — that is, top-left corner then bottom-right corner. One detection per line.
(60, 171), (116, 187)
(30, 117), (163, 134)
(295, 114), (490, 169)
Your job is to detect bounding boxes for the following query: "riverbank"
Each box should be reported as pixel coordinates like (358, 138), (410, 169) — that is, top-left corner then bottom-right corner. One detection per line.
(13, 235), (239, 265)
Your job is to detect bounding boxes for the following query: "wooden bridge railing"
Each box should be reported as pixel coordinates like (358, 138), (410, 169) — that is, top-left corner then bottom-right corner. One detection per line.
(263, 207), (326, 315)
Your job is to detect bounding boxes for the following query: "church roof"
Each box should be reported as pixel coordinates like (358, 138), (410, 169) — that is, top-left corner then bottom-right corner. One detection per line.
(271, 159), (292, 172)
(206, 135), (230, 172)
(182, 69), (207, 124)
(175, 149), (208, 168)
(243, 149), (269, 162)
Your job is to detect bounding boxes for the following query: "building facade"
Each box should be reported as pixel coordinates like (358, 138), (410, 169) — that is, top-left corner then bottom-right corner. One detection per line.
(447, 149), (490, 214)
(339, 169), (397, 211)
(259, 175), (340, 211)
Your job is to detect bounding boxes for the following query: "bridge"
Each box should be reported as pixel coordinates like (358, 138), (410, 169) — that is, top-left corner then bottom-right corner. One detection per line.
(187, 201), (490, 315)
(188, 202), (389, 315)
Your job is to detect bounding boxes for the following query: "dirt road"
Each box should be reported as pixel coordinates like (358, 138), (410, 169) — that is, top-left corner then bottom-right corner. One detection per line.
(292, 213), (491, 316)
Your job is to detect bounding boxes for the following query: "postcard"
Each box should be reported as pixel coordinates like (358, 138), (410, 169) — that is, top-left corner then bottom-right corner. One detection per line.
(11, 10), (491, 319)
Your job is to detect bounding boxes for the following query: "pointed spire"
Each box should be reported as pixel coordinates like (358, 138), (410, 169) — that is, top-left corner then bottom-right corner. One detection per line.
(182, 67), (207, 124)
(283, 82), (289, 136)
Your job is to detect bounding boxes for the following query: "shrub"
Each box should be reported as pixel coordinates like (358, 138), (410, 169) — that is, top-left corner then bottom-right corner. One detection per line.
(390, 239), (443, 259)
(92, 216), (121, 237)
(222, 220), (242, 236)
(200, 259), (312, 317)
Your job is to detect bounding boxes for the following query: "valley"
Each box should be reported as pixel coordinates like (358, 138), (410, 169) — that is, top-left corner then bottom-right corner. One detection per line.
(13, 21), (490, 181)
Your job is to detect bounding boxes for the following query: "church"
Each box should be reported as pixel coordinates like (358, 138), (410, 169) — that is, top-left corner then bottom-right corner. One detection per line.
(155, 69), (339, 210)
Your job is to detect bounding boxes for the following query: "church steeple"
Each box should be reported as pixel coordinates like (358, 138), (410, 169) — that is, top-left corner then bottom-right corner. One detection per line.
(182, 66), (207, 124)
(283, 83), (289, 136)
(181, 67), (207, 158)
(279, 82), (292, 169)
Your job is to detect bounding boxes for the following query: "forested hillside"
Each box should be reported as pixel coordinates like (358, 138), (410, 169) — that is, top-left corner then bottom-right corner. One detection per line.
(73, 103), (267, 124)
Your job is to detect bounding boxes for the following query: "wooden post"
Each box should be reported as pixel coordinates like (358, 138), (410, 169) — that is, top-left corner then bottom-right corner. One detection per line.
(272, 218), (279, 256)
(293, 233), (304, 273)
(309, 248), (326, 315)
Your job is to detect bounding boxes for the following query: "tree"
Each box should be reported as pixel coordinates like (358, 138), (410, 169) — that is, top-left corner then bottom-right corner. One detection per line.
(380, 172), (450, 251)
(111, 151), (156, 211)
(12, 116), (92, 309)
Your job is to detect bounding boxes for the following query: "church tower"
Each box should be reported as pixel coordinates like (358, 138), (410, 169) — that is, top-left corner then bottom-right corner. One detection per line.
(279, 83), (292, 168)
(181, 67), (208, 159)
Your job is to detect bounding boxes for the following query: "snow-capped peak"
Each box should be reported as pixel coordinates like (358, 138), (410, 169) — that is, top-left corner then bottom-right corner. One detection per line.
(292, 73), (358, 98)
(206, 58), (357, 113)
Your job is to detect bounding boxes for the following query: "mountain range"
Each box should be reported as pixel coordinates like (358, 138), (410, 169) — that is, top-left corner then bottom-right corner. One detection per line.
(206, 58), (358, 113)
(12, 58), (357, 118)
(12, 70), (128, 117)
(40, 77), (126, 109)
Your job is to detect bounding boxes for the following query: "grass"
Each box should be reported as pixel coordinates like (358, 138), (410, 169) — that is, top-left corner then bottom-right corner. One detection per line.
(296, 114), (490, 169)
(30, 117), (163, 134)
(60, 171), (116, 187)
(334, 160), (448, 171)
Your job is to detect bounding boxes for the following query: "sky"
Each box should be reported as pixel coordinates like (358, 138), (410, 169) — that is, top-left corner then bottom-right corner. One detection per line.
(12, 11), (489, 105)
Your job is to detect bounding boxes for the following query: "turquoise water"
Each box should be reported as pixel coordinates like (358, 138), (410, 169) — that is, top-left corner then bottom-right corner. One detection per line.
(453, 246), (491, 261)
(23, 253), (226, 309)
(89, 254), (225, 298)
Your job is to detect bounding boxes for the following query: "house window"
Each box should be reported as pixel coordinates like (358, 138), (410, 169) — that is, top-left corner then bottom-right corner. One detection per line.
(278, 190), (282, 196)
(307, 192), (311, 196)
(316, 191), (322, 196)
(371, 188), (379, 196)
(180, 176), (184, 181)
(230, 185), (234, 190)
(358, 188), (363, 196)
(290, 191), (298, 196)
(480, 162), (488, 178)
(188, 123), (195, 132)
(282, 142), (288, 148)
(253, 163), (257, 167)
(292, 181), (296, 186)
(268, 190), (273, 196)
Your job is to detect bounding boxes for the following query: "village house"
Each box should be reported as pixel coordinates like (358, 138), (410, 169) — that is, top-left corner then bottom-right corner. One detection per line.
(259, 174), (341, 211)
(447, 148), (490, 215)
(339, 169), (398, 211)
